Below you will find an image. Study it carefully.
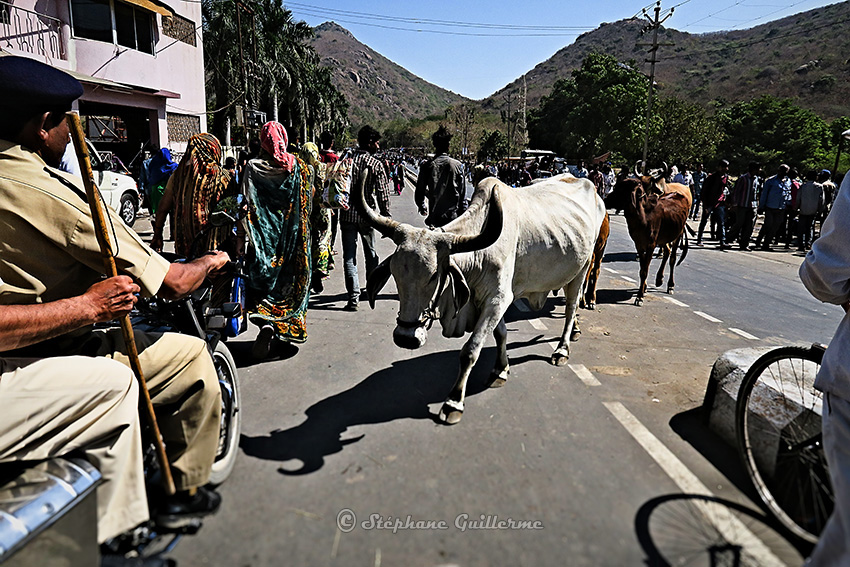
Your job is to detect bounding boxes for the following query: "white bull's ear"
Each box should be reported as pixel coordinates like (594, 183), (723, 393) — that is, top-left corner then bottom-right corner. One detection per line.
(446, 258), (470, 312)
(366, 253), (394, 309)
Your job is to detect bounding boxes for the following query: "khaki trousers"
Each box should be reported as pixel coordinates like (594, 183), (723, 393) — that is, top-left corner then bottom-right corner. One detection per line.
(0, 356), (148, 543)
(92, 330), (222, 491)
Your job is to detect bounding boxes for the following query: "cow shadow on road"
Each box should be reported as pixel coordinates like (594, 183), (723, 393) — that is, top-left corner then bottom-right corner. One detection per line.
(239, 349), (496, 476)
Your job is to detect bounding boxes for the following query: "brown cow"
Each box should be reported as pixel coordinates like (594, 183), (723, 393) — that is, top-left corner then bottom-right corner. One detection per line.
(604, 178), (690, 306)
(634, 162), (693, 212)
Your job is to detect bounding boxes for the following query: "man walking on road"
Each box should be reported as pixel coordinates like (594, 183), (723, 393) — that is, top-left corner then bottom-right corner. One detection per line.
(755, 164), (792, 251)
(727, 161), (761, 250)
(339, 125), (391, 311)
(415, 125), (467, 228)
(696, 160), (730, 248)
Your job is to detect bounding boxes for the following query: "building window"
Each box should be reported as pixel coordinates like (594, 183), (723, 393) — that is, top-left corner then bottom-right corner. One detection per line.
(70, 0), (154, 55)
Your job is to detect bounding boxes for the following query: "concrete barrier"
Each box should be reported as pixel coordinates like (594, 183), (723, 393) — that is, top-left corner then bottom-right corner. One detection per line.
(703, 346), (822, 475)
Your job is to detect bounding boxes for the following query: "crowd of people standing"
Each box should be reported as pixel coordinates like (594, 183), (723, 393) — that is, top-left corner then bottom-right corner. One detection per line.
(671, 160), (839, 252)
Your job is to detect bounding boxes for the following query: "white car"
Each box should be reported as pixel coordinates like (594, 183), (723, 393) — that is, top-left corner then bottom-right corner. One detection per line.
(85, 140), (141, 227)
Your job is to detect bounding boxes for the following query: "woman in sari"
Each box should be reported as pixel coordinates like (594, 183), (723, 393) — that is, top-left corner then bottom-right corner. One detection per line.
(151, 133), (231, 257)
(145, 147), (178, 214)
(299, 142), (334, 294)
(244, 122), (312, 358)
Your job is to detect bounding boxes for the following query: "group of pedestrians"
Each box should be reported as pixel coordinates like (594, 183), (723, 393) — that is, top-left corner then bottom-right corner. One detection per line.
(675, 159), (839, 252)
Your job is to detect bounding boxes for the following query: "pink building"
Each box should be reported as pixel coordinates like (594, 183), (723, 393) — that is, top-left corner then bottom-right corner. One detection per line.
(0, 0), (206, 162)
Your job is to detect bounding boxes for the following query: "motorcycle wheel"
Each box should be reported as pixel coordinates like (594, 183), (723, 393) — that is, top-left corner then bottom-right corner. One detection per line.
(208, 341), (241, 486)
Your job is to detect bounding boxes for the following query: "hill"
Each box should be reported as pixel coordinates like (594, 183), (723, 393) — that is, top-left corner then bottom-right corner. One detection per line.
(485, 1), (850, 120)
(310, 22), (470, 127)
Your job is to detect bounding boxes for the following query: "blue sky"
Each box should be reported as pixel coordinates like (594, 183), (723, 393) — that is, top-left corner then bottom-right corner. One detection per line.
(286, 0), (841, 100)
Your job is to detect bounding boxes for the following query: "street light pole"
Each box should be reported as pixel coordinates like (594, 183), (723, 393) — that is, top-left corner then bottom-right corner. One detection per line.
(831, 128), (850, 180)
(638, 1), (674, 174)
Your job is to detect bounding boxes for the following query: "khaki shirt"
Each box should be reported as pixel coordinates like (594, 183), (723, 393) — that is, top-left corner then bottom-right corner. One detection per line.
(0, 140), (170, 308)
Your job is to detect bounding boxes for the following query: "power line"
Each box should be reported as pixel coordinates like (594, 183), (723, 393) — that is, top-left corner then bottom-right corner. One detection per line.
(729, 0), (812, 29)
(286, 1), (594, 31)
(291, 9), (589, 37)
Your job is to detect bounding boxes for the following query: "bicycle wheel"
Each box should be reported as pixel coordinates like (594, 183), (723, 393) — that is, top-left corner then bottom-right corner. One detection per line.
(736, 344), (831, 543)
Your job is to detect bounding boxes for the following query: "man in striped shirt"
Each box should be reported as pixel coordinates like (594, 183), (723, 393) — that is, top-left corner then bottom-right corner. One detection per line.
(340, 125), (392, 311)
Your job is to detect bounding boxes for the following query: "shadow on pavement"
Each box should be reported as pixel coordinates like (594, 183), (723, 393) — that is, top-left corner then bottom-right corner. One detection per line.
(224, 337), (299, 369)
(634, 493), (806, 566)
(239, 349), (496, 476)
(602, 251), (638, 263)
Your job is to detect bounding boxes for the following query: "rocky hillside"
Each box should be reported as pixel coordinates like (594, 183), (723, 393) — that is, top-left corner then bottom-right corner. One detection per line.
(486, 1), (850, 119)
(311, 22), (470, 127)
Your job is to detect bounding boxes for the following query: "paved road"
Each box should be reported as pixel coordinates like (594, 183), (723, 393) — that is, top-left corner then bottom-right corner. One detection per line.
(159, 177), (839, 566)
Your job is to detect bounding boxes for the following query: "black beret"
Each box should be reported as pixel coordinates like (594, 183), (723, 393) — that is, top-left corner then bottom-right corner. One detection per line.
(0, 56), (83, 111)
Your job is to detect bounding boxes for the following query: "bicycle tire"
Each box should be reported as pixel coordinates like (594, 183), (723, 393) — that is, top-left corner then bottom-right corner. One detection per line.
(735, 344), (831, 543)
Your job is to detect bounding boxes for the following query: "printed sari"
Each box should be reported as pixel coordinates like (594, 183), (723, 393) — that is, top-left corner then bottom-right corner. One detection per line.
(244, 123), (312, 343)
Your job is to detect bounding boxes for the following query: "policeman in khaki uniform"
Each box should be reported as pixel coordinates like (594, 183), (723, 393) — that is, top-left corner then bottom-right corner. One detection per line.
(0, 56), (229, 548)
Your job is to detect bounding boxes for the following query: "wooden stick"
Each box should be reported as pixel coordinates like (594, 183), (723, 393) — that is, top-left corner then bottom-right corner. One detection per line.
(66, 112), (176, 495)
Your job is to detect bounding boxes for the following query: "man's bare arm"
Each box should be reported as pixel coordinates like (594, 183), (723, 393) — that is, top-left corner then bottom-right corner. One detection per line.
(158, 251), (230, 300)
(0, 276), (139, 352)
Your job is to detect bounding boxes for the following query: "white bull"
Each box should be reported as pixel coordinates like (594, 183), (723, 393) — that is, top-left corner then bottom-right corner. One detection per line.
(358, 173), (606, 425)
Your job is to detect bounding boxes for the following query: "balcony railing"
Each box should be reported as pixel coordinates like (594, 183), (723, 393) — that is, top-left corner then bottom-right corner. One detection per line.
(0, 1), (65, 61)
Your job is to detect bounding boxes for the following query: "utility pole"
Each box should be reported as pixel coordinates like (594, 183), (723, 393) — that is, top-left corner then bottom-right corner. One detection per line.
(637, 1), (674, 173)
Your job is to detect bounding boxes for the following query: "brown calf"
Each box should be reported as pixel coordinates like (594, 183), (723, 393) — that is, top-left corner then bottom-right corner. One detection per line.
(579, 212), (610, 310)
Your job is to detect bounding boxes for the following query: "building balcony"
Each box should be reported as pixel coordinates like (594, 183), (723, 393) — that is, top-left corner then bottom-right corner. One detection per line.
(0, 1), (65, 61)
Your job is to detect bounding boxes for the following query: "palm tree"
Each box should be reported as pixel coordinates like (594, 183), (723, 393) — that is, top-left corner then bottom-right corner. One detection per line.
(202, 0), (348, 146)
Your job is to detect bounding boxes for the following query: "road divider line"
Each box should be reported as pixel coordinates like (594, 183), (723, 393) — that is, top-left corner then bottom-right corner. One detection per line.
(603, 402), (787, 566)
(569, 364), (601, 386)
(664, 297), (689, 308)
(621, 275), (637, 283)
(694, 311), (722, 323)
(528, 318), (548, 331)
(730, 328), (760, 340)
(603, 267), (619, 274)
(513, 300), (530, 312)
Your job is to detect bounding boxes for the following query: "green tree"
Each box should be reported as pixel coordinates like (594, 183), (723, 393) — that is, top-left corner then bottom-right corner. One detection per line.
(478, 129), (509, 162)
(527, 52), (647, 161)
(649, 97), (721, 167)
(716, 95), (831, 172)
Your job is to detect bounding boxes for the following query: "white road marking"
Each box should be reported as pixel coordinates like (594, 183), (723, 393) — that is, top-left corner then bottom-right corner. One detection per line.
(513, 300), (547, 330)
(621, 275), (637, 283)
(664, 297), (689, 308)
(694, 311), (722, 323)
(603, 402), (788, 566)
(569, 364), (601, 386)
(548, 340), (559, 351)
(730, 328), (760, 340)
(603, 267), (619, 274)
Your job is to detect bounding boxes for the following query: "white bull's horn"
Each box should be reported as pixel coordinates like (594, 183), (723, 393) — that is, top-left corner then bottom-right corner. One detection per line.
(633, 160), (643, 177)
(354, 167), (401, 240)
(449, 184), (503, 254)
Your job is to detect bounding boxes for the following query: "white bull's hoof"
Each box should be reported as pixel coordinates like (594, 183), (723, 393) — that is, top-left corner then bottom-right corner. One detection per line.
(487, 367), (509, 388)
(439, 400), (464, 425)
(667, 286), (675, 295)
(634, 297), (643, 306)
(551, 348), (570, 366)
(586, 302), (596, 310)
